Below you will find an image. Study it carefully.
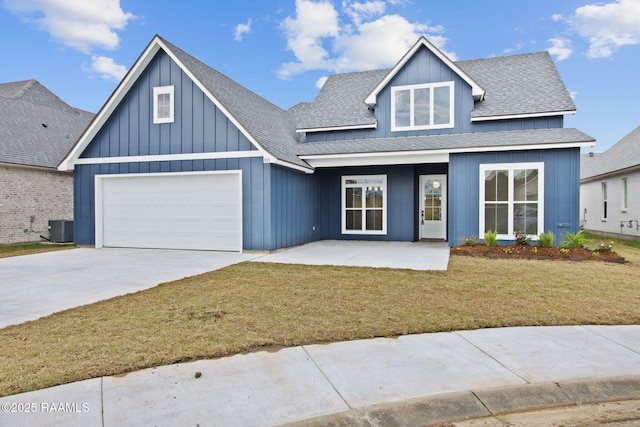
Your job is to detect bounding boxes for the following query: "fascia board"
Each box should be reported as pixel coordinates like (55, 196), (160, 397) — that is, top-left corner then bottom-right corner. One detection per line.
(58, 36), (164, 171)
(300, 141), (595, 168)
(471, 110), (577, 122)
(364, 37), (485, 107)
(296, 123), (377, 133)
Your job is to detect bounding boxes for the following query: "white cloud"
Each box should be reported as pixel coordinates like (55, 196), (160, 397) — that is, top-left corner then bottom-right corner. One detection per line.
(85, 56), (128, 81)
(568, 0), (640, 58)
(547, 37), (573, 61)
(4, 0), (135, 53)
(279, 0), (340, 78)
(278, 0), (452, 79)
(234, 18), (253, 42)
(315, 76), (329, 89)
(551, 13), (563, 22)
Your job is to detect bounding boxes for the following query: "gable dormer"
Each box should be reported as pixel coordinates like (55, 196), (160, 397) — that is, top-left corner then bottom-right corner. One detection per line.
(368, 37), (484, 136)
(364, 36), (485, 108)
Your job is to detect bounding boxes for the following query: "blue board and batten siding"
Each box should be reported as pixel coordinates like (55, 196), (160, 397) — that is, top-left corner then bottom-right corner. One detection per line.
(74, 50), (317, 251)
(448, 148), (581, 246)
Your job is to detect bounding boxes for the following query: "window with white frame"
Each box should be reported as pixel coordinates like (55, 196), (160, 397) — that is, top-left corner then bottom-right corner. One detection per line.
(342, 175), (387, 235)
(602, 182), (608, 219)
(479, 163), (544, 239)
(622, 178), (628, 212)
(153, 86), (174, 124)
(391, 82), (454, 131)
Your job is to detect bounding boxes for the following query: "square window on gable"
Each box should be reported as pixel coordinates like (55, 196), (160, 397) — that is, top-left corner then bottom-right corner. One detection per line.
(153, 86), (174, 124)
(391, 82), (454, 131)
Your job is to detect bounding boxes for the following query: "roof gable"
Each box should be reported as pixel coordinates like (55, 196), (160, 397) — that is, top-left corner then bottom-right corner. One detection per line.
(59, 35), (311, 172)
(364, 36), (485, 107)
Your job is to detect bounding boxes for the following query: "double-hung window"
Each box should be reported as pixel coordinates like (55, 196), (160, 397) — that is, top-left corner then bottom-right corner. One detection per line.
(153, 86), (174, 124)
(391, 82), (454, 131)
(479, 163), (544, 240)
(342, 175), (387, 235)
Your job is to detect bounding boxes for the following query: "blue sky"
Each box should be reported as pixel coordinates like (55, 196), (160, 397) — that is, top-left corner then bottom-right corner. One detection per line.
(1, 0), (639, 152)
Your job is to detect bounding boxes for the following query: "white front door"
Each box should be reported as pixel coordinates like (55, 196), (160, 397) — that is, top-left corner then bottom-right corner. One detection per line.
(419, 175), (447, 240)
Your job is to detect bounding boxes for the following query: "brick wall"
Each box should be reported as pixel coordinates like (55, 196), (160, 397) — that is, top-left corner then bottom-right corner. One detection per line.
(0, 165), (73, 244)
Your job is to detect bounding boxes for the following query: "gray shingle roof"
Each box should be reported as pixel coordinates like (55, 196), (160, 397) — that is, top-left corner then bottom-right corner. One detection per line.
(0, 80), (94, 169)
(293, 51), (576, 130)
(581, 125), (640, 180)
(457, 52), (576, 119)
(160, 38), (309, 169)
(296, 128), (594, 156)
(291, 69), (388, 130)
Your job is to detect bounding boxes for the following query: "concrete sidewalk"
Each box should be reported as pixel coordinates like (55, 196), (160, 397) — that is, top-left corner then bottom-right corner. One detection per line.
(2, 325), (639, 426)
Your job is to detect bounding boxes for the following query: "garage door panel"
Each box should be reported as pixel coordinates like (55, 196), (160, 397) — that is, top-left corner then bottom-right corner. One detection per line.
(98, 172), (242, 251)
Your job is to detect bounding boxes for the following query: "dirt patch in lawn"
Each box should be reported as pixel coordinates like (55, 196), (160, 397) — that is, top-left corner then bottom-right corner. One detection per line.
(451, 244), (625, 263)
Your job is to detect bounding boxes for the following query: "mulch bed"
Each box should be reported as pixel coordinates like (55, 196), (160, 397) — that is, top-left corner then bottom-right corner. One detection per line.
(451, 244), (625, 263)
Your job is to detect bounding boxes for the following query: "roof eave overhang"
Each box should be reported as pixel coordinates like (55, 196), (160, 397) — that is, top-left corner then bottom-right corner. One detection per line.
(581, 164), (640, 183)
(364, 36), (485, 108)
(300, 140), (595, 168)
(296, 122), (377, 133)
(471, 110), (577, 122)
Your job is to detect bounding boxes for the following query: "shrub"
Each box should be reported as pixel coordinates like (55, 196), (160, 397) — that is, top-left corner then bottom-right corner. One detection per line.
(461, 236), (477, 246)
(538, 231), (555, 248)
(484, 230), (498, 246)
(561, 230), (586, 248)
(514, 231), (531, 245)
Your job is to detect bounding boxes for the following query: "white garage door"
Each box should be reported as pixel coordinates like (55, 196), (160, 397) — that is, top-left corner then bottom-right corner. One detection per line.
(96, 171), (242, 251)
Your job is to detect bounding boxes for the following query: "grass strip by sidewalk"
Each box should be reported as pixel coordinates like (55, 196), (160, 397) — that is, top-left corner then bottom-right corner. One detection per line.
(1, 250), (639, 398)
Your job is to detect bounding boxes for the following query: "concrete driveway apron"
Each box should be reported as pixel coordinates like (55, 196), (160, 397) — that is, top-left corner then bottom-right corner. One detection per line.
(0, 248), (259, 328)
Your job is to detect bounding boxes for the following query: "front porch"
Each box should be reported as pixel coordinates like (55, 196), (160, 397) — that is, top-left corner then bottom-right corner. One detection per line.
(252, 240), (450, 271)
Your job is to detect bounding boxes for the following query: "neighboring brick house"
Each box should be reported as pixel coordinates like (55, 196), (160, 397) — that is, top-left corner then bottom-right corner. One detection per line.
(0, 80), (94, 244)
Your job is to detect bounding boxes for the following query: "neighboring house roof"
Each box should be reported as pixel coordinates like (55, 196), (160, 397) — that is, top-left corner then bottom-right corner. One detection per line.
(0, 80), (94, 169)
(581, 125), (640, 181)
(293, 51), (576, 132)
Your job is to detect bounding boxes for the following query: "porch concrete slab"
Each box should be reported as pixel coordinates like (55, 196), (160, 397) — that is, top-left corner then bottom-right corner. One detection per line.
(252, 240), (450, 270)
(0, 248), (259, 329)
(456, 326), (640, 383)
(302, 332), (526, 408)
(102, 347), (349, 427)
(0, 378), (102, 427)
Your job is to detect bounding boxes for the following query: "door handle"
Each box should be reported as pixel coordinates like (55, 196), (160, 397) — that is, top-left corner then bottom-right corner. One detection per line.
(421, 210), (424, 225)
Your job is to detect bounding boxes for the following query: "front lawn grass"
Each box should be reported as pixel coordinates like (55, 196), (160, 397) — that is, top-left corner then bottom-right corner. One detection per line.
(0, 242), (75, 258)
(1, 244), (639, 397)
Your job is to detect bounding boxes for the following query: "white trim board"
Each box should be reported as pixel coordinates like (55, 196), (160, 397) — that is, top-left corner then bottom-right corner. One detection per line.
(75, 150), (262, 165)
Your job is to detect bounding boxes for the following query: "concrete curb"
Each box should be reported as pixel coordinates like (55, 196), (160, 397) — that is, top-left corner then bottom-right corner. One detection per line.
(280, 376), (640, 426)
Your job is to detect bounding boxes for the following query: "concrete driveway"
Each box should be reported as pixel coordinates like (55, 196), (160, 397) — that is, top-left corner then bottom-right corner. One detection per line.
(0, 248), (258, 328)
